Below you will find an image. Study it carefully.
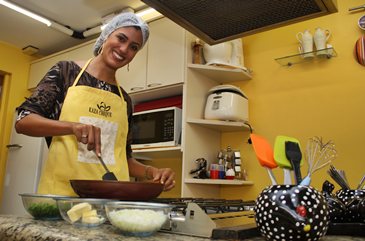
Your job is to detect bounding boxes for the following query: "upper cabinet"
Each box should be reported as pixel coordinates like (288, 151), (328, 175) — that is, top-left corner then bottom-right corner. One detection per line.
(118, 17), (185, 94)
(28, 40), (94, 90)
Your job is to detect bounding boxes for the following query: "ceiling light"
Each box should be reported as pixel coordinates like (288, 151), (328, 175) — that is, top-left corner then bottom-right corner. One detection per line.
(0, 0), (51, 26)
(136, 7), (162, 22)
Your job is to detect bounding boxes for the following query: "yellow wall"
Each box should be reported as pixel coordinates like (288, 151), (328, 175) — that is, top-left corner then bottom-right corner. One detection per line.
(0, 41), (35, 199)
(221, 0), (365, 200)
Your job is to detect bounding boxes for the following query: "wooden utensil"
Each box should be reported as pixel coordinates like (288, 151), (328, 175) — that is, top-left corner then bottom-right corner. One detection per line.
(250, 134), (278, 185)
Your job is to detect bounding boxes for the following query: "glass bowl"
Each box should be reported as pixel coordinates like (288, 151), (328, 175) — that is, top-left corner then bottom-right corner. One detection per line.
(55, 197), (112, 228)
(19, 193), (66, 220)
(105, 201), (172, 237)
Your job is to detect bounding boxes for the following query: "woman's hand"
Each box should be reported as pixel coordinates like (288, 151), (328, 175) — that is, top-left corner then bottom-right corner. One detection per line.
(150, 167), (176, 191)
(72, 123), (101, 155)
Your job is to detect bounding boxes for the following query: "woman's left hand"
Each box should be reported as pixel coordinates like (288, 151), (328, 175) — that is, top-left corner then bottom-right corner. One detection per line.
(151, 168), (176, 191)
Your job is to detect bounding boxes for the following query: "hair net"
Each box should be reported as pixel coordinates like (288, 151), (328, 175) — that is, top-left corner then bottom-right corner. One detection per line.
(93, 12), (149, 56)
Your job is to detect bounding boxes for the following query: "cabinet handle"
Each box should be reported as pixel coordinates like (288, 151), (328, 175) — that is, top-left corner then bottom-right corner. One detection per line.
(130, 87), (145, 91)
(147, 83), (162, 88)
(6, 144), (22, 148)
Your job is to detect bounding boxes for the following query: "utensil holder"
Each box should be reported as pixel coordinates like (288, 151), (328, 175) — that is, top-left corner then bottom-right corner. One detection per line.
(255, 185), (329, 241)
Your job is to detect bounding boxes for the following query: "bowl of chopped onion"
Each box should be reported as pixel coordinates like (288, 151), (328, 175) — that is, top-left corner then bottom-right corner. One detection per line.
(105, 201), (172, 237)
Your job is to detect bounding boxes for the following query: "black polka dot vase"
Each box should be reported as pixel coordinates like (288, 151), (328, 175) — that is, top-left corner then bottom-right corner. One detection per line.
(255, 185), (329, 241)
(335, 189), (365, 222)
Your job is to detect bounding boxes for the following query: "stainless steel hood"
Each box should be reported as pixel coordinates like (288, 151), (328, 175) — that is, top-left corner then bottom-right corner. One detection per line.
(142, 0), (338, 44)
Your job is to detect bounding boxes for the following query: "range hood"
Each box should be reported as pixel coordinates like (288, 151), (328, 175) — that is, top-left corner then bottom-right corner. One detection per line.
(142, 0), (338, 45)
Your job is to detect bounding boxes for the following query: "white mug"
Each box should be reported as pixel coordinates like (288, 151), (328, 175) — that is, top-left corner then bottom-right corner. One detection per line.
(296, 30), (313, 52)
(296, 30), (314, 58)
(314, 27), (331, 51)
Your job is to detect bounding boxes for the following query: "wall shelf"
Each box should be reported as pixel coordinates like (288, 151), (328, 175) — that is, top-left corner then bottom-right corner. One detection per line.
(187, 63), (252, 82)
(187, 118), (251, 132)
(185, 178), (253, 185)
(133, 146), (182, 160)
(275, 47), (337, 66)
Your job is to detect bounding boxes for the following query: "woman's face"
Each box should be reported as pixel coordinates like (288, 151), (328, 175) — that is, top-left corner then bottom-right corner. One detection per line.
(102, 26), (143, 69)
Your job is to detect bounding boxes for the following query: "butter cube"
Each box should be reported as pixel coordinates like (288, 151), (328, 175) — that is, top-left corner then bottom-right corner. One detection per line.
(82, 216), (101, 224)
(67, 202), (92, 223)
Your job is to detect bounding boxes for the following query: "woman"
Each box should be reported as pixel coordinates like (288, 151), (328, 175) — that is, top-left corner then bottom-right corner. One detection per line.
(15, 12), (175, 195)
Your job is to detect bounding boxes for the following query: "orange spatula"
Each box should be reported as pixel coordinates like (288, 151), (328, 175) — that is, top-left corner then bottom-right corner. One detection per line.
(250, 134), (278, 185)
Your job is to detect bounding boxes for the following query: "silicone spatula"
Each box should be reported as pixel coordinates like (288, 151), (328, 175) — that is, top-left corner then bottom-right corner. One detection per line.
(250, 134), (278, 185)
(274, 135), (293, 185)
(285, 141), (303, 184)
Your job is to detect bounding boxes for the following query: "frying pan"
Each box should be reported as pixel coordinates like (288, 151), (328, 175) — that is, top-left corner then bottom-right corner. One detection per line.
(250, 134), (278, 185)
(70, 180), (164, 201)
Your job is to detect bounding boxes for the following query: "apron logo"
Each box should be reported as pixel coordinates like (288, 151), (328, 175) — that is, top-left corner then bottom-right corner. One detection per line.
(89, 102), (112, 117)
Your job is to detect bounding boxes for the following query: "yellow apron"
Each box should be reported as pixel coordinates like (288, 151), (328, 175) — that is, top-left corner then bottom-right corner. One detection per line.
(38, 59), (129, 195)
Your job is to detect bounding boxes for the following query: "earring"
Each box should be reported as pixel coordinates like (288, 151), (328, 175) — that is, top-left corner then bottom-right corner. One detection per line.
(127, 64), (130, 72)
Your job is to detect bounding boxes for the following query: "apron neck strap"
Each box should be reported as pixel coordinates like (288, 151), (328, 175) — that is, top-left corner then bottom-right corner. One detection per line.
(73, 58), (93, 87)
(72, 58), (124, 99)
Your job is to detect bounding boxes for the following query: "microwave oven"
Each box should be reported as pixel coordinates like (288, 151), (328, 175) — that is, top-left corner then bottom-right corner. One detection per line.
(131, 106), (182, 149)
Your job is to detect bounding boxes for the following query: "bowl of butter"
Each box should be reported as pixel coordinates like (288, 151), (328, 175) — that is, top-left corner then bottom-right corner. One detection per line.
(55, 197), (112, 227)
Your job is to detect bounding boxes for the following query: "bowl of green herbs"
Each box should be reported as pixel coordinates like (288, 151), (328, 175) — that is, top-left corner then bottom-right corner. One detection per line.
(19, 193), (68, 220)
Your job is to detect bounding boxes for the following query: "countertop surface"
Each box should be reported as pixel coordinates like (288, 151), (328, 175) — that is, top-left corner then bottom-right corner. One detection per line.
(0, 215), (364, 241)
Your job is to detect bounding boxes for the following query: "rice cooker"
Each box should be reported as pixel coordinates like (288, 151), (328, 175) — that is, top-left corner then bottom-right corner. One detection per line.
(204, 85), (249, 122)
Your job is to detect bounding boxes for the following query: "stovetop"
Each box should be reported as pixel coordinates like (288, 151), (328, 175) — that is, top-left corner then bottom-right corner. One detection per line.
(150, 198), (259, 239)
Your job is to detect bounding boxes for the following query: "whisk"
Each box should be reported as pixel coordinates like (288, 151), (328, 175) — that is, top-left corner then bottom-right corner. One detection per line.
(300, 136), (337, 186)
(327, 165), (351, 190)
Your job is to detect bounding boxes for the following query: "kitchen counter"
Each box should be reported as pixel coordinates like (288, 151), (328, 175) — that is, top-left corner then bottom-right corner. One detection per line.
(0, 215), (364, 241)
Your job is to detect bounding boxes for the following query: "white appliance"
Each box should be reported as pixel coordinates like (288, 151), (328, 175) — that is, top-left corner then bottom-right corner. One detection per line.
(204, 85), (249, 122)
(131, 106), (182, 149)
(203, 39), (245, 69)
(0, 111), (48, 216)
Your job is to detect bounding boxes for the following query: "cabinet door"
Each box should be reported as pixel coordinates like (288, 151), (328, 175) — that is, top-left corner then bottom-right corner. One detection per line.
(116, 45), (148, 93)
(146, 18), (185, 89)
(28, 40), (95, 90)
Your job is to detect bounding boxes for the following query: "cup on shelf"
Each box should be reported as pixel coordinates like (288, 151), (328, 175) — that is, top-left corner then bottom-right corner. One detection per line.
(314, 27), (331, 56)
(296, 30), (314, 58)
(210, 164), (219, 179)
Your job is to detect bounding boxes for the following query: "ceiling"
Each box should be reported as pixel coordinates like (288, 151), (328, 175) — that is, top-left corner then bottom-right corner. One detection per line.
(0, 0), (148, 56)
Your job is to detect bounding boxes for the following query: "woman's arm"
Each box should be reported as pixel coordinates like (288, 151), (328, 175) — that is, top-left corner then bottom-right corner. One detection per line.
(127, 157), (175, 191)
(15, 113), (102, 155)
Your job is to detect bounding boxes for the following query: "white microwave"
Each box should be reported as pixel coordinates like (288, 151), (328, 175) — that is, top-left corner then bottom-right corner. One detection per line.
(131, 106), (182, 149)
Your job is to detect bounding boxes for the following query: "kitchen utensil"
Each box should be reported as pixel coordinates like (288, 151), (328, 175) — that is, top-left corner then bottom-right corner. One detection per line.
(327, 165), (351, 190)
(94, 151), (118, 181)
(250, 134), (277, 185)
(357, 174), (365, 189)
(285, 141), (303, 184)
(70, 180), (164, 201)
(300, 136), (336, 186)
(274, 136), (293, 185)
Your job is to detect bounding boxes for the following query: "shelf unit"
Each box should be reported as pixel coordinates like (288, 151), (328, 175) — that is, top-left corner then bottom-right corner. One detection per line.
(187, 63), (252, 82)
(181, 32), (254, 198)
(185, 178), (254, 185)
(187, 118), (251, 132)
(133, 146), (182, 161)
(275, 47), (337, 66)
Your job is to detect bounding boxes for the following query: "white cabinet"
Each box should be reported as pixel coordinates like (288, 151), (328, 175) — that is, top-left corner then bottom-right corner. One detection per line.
(118, 17), (185, 94)
(28, 40), (95, 90)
